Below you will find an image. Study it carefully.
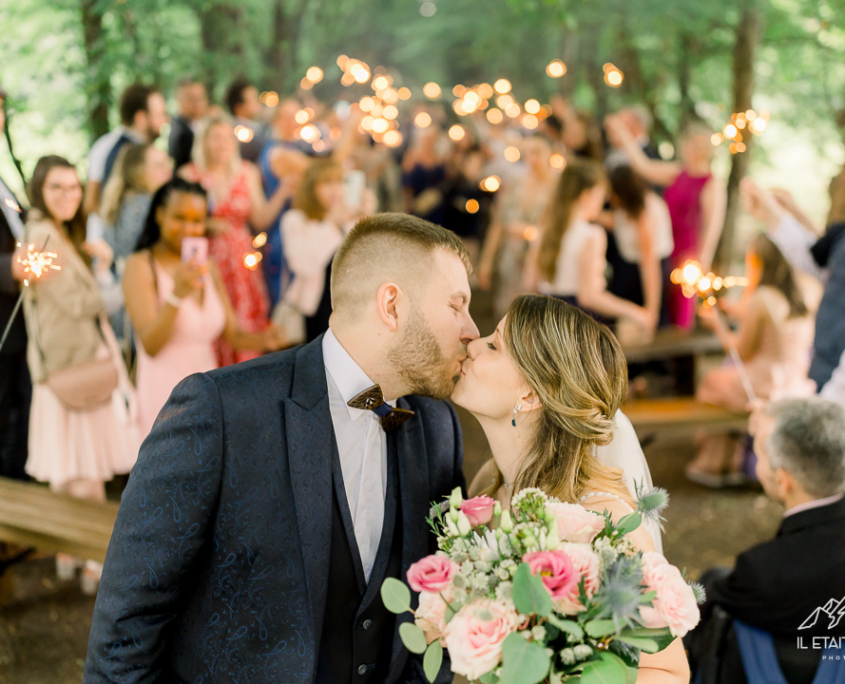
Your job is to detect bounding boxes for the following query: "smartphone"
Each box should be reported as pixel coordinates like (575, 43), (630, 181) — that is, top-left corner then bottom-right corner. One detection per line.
(344, 170), (367, 212)
(181, 237), (208, 264)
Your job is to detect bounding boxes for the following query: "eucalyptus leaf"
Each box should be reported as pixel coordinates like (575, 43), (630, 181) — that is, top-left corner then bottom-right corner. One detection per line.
(423, 640), (443, 683)
(498, 633), (551, 684)
(381, 578), (412, 614)
(580, 651), (629, 684)
(512, 563), (552, 617)
(400, 622), (427, 654)
(584, 619), (617, 638)
(614, 635), (660, 653)
(545, 615), (585, 642)
(479, 672), (501, 684)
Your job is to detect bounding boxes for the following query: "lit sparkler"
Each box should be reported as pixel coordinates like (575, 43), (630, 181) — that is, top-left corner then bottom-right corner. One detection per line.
(671, 259), (755, 402)
(0, 236), (60, 354)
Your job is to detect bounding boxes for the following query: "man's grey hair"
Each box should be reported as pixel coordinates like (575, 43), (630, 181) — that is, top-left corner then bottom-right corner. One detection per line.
(765, 397), (845, 497)
(621, 105), (653, 134)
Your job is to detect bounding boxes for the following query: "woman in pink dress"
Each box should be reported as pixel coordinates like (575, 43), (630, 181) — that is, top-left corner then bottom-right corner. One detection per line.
(688, 234), (817, 486)
(180, 114), (289, 366)
(123, 178), (286, 438)
(606, 117), (726, 328)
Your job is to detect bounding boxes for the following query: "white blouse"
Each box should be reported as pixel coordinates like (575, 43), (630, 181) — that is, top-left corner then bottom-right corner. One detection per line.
(613, 193), (674, 263)
(538, 219), (605, 297)
(281, 209), (346, 317)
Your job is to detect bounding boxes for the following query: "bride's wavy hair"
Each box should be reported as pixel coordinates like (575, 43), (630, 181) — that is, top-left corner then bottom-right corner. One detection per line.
(487, 295), (633, 506)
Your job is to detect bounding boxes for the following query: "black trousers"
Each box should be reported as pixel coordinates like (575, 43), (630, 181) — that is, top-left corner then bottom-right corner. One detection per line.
(0, 350), (31, 480)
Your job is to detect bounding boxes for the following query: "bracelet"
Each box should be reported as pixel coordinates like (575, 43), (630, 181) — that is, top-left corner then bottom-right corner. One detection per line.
(165, 293), (184, 309)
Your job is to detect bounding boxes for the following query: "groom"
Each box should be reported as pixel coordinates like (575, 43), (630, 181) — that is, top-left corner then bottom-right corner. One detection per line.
(84, 214), (479, 683)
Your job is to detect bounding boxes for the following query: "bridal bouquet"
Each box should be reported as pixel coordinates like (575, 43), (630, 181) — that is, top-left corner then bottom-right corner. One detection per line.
(381, 487), (704, 684)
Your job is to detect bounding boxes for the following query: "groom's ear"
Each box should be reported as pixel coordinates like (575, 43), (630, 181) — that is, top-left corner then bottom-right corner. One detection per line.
(375, 282), (402, 332)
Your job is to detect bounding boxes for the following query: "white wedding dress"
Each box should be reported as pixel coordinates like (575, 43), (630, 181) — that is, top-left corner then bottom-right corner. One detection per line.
(595, 410), (663, 553)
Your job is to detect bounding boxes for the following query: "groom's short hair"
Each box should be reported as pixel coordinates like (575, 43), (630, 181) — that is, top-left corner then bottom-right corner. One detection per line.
(330, 212), (471, 316)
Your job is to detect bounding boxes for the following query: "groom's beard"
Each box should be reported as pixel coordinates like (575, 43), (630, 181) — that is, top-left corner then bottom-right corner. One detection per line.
(388, 314), (462, 401)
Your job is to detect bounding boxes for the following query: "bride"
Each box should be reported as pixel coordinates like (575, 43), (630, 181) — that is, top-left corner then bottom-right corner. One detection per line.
(451, 294), (690, 683)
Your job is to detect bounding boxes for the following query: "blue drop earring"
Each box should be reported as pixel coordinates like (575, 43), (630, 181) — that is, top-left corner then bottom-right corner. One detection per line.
(511, 404), (522, 427)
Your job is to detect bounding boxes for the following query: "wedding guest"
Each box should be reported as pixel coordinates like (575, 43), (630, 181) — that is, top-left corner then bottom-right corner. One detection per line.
(401, 126), (447, 223)
(607, 116), (726, 328)
(742, 179), (845, 409)
(534, 158), (656, 332)
(180, 113), (289, 365)
(259, 99), (310, 308)
(607, 164), (674, 328)
(224, 77), (266, 163)
(99, 143), (173, 346)
(605, 105), (661, 171)
(440, 144), (492, 269)
(560, 105), (604, 163)
(689, 398), (845, 684)
(478, 135), (558, 318)
(123, 178), (286, 438)
(282, 158), (373, 342)
(168, 77), (208, 171)
(22, 156), (137, 593)
(84, 83), (167, 238)
(0, 85), (31, 481)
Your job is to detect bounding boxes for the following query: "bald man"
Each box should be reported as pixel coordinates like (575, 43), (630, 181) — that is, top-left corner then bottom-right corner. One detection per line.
(85, 213), (479, 684)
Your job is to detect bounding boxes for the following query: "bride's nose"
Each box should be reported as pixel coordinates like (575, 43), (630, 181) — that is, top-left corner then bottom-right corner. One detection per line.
(466, 337), (481, 360)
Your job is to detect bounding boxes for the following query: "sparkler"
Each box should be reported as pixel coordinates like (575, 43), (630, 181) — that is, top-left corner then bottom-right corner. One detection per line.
(671, 259), (756, 402)
(0, 236), (60, 354)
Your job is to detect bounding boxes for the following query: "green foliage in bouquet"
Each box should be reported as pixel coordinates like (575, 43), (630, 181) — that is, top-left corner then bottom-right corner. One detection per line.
(382, 486), (702, 684)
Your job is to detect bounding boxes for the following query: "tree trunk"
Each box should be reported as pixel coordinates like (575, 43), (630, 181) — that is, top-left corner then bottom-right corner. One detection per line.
(619, 36), (674, 144)
(678, 33), (698, 125)
(80, 0), (111, 141)
(198, 2), (247, 96)
(715, 6), (762, 270)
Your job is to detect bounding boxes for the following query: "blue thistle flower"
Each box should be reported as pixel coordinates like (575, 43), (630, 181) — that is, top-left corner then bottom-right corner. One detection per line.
(634, 481), (669, 531)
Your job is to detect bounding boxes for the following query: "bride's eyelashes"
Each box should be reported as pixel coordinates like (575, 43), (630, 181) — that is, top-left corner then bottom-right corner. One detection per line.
(487, 342), (497, 351)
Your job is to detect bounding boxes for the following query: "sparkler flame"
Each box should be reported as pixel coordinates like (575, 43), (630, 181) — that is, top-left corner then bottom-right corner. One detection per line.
(17, 243), (61, 279)
(670, 259), (748, 301)
(4, 198), (22, 213)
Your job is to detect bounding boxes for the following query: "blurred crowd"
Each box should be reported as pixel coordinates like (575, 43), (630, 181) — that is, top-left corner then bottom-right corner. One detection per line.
(1, 73), (845, 600)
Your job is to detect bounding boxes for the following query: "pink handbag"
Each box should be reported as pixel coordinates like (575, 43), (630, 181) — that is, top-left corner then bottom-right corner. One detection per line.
(45, 353), (118, 411)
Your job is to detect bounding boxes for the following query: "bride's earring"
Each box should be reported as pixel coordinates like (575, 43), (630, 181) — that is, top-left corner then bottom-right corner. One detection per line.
(512, 404), (522, 427)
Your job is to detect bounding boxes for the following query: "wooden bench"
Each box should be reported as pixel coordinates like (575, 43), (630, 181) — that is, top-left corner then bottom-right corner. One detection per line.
(622, 327), (723, 364)
(0, 477), (118, 564)
(624, 397), (749, 438)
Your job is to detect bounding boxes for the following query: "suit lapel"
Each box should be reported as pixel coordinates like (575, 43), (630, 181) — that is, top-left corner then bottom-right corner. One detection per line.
(284, 337), (335, 644)
(389, 397), (431, 679)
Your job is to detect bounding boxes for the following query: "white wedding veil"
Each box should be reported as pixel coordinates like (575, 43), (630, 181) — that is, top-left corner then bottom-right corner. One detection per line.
(595, 410), (664, 553)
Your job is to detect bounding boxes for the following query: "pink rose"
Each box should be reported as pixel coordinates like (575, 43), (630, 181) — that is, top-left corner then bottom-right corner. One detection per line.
(548, 502), (605, 543)
(443, 599), (521, 680)
(556, 543), (601, 615)
(415, 587), (453, 644)
(459, 496), (497, 527)
(523, 550), (579, 601)
(638, 552), (701, 637)
(407, 555), (458, 594)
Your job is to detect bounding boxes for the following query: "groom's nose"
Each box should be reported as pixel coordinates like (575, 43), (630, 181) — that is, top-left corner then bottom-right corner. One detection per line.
(460, 313), (480, 346)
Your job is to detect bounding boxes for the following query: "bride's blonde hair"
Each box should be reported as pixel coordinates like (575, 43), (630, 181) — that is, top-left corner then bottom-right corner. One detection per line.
(485, 295), (633, 506)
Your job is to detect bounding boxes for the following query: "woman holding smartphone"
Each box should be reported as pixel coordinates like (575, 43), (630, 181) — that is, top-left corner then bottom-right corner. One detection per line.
(122, 178), (286, 438)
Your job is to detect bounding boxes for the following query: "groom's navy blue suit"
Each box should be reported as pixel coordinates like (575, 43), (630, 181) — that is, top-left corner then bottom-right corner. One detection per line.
(84, 335), (464, 683)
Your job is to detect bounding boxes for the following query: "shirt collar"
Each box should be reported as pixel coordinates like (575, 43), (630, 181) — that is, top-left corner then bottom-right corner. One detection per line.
(323, 327), (394, 421)
(119, 126), (147, 144)
(784, 492), (845, 518)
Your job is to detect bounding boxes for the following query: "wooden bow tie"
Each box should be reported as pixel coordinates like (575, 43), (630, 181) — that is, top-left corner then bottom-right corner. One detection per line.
(347, 385), (415, 431)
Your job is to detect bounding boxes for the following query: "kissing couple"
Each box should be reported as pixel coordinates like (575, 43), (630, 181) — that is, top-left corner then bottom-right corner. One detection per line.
(84, 213), (688, 684)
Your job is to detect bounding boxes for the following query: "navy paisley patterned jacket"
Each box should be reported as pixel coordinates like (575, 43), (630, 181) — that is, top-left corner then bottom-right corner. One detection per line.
(83, 335), (465, 684)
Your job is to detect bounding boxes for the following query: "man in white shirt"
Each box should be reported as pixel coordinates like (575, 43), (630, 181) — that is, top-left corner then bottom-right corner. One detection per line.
(84, 83), (167, 240)
(85, 213), (479, 684)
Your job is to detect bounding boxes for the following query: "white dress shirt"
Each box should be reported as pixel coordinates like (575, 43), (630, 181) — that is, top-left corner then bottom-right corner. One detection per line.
(322, 327), (389, 582)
